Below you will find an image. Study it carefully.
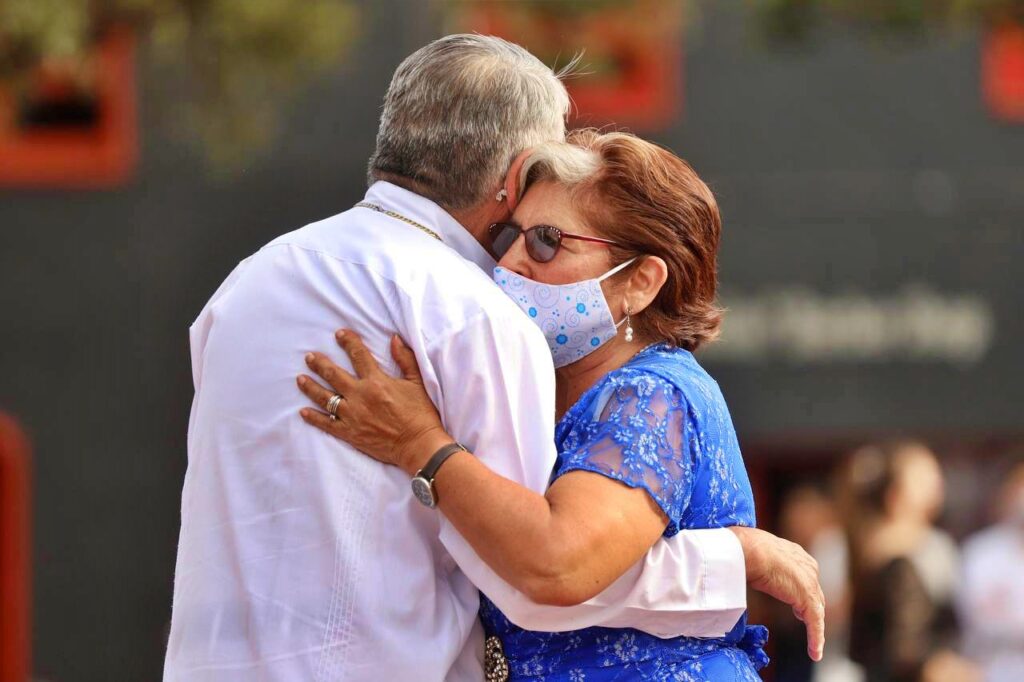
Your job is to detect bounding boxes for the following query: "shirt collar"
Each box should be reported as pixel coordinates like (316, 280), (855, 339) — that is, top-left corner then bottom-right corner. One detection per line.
(362, 181), (497, 274)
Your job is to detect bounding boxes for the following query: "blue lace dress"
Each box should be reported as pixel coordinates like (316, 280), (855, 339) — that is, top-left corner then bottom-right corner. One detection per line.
(479, 344), (769, 681)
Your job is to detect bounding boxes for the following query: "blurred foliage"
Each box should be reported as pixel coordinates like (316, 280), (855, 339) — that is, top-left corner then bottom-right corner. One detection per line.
(753, 0), (1024, 43)
(442, 0), (688, 79)
(0, 0), (358, 168)
(445, 0), (626, 17)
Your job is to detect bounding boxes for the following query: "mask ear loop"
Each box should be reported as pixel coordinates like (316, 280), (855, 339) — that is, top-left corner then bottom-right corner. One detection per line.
(596, 257), (637, 283)
(600, 257), (638, 340)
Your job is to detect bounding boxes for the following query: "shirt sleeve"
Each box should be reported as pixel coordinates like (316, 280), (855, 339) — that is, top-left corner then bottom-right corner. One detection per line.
(554, 372), (694, 534)
(187, 258), (251, 449)
(188, 257), (252, 393)
(430, 313), (746, 638)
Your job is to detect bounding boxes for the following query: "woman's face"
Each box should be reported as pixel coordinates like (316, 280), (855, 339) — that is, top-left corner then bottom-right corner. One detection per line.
(497, 181), (616, 285)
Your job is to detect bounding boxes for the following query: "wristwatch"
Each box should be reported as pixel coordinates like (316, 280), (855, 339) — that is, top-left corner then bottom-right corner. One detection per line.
(411, 442), (467, 508)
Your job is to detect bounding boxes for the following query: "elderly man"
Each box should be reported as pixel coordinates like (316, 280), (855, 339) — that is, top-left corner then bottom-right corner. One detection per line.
(164, 35), (823, 681)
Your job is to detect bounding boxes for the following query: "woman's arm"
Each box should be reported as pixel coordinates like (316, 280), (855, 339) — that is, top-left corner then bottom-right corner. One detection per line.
(298, 331), (673, 605)
(427, 453), (668, 605)
(298, 330), (827, 656)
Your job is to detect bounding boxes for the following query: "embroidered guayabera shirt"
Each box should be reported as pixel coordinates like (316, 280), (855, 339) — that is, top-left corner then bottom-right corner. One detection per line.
(163, 182), (747, 682)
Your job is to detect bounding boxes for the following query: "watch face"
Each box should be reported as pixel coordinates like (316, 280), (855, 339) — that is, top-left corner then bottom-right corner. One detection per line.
(411, 477), (436, 508)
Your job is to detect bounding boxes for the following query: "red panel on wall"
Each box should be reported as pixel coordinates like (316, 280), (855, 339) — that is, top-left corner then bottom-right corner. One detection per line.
(0, 414), (31, 682)
(982, 22), (1024, 123)
(0, 27), (138, 188)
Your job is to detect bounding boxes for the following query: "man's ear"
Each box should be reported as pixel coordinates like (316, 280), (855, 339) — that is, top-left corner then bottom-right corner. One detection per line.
(501, 149), (534, 212)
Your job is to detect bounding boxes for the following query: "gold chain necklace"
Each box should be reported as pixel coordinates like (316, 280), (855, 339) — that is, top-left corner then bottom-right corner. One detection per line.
(354, 202), (442, 242)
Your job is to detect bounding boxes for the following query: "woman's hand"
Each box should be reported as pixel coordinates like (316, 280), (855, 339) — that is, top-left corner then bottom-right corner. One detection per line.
(297, 330), (452, 476)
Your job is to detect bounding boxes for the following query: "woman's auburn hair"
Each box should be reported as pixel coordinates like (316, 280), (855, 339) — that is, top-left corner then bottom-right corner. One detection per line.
(557, 128), (724, 351)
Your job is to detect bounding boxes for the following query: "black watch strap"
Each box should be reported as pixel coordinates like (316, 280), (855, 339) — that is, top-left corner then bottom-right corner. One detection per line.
(417, 442), (467, 481)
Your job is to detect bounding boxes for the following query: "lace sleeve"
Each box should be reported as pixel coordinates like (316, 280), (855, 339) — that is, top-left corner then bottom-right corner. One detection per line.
(554, 372), (695, 532)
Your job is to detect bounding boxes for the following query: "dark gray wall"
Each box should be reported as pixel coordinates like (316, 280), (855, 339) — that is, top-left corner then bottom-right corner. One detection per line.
(0, 2), (1020, 680)
(676, 6), (1024, 438)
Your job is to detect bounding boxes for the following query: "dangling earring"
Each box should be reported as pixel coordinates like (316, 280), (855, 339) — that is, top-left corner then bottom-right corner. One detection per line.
(495, 188), (508, 202)
(624, 305), (634, 343)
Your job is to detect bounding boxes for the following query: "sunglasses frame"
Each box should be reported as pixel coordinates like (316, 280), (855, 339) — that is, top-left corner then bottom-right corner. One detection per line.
(488, 221), (621, 263)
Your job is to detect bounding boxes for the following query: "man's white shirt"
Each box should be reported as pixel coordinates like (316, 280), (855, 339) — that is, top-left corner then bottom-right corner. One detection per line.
(163, 182), (746, 682)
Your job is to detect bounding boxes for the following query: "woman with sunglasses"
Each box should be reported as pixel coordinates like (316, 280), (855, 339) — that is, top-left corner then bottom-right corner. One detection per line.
(297, 130), (768, 680)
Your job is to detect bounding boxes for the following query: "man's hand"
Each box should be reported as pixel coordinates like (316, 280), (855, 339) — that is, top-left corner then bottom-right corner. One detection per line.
(730, 526), (825, 662)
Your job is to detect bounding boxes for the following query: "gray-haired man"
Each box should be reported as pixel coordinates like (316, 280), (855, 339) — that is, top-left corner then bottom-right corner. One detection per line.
(164, 35), (823, 681)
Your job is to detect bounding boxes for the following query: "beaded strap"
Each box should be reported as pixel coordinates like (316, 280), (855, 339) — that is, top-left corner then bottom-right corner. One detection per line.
(484, 636), (510, 682)
(354, 202), (442, 242)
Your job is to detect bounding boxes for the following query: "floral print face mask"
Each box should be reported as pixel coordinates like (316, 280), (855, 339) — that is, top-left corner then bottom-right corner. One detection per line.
(493, 259), (635, 368)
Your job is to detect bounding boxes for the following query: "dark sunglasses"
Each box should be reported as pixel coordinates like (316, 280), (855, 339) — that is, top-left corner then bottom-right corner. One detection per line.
(488, 222), (622, 263)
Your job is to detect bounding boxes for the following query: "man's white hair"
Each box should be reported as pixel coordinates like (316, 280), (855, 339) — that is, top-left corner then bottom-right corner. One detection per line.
(368, 34), (571, 210)
(516, 140), (602, 199)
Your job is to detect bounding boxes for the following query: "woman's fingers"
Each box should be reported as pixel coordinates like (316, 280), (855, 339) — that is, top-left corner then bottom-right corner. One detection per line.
(304, 352), (356, 394)
(390, 335), (422, 383)
(296, 374), (340, 412)
(336, 330), (382, 379)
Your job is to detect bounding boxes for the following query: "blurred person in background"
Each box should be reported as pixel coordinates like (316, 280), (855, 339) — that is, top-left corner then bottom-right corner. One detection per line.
(164, 34), (824, 681)
(958, 463), (1024, 681)
(840, 441), (979, 682)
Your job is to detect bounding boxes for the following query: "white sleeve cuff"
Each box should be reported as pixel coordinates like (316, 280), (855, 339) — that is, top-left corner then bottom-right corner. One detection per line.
(693, 527), (747, 636)
(609, 527), (747, 639)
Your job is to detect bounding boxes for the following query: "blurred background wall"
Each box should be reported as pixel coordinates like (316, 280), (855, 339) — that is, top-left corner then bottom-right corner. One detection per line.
(0, 1), (1021, 680)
